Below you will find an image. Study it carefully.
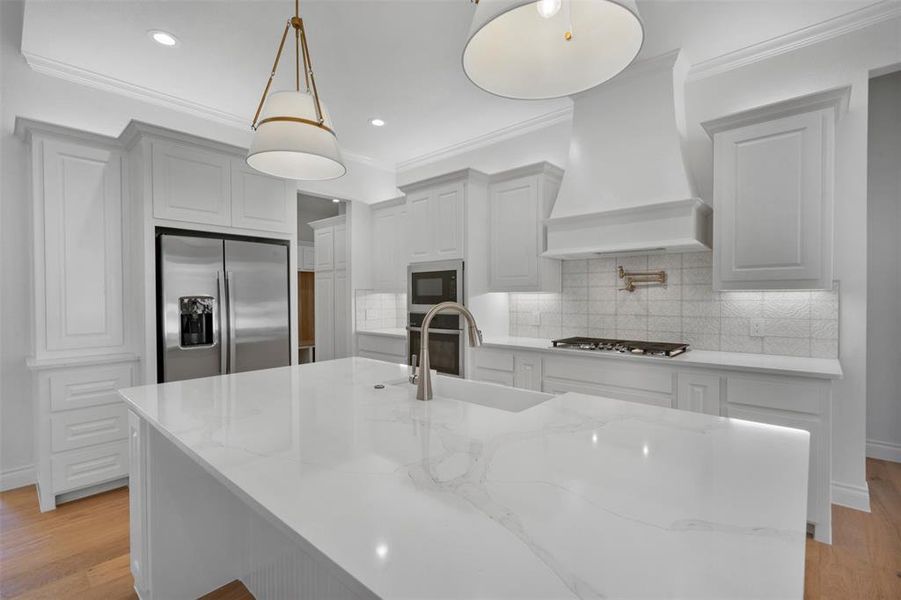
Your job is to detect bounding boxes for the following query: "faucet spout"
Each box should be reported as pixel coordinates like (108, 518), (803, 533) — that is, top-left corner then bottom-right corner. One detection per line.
(416, 302), (482, 401)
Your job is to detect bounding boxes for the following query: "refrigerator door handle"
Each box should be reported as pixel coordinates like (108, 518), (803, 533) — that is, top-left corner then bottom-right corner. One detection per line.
(217, 271), (227, 375)
(226, 271), (237, 374)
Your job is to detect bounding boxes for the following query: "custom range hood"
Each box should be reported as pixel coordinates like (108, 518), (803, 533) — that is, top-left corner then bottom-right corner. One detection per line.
(544, 50), (711, 258)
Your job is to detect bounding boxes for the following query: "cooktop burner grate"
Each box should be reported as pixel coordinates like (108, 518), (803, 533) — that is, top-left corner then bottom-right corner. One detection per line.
(551, 336), (689, 357)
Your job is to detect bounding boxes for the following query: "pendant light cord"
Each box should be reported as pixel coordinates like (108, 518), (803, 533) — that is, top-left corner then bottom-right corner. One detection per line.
(251, 0), (328, 131)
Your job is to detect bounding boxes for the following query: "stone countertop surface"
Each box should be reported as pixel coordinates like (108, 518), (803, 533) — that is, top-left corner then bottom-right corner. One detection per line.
(119, 357), (809, 599)
(481, 336), (843, 379)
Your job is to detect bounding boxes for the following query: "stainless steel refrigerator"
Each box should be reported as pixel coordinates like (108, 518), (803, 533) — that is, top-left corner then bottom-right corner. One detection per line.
(157, 231), (291, 383)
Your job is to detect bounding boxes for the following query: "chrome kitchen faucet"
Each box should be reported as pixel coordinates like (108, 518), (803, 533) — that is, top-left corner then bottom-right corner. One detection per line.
(415, 302), (482, 400)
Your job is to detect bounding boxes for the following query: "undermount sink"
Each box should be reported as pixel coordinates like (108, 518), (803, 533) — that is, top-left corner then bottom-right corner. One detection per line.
(386, 374), (553, 413)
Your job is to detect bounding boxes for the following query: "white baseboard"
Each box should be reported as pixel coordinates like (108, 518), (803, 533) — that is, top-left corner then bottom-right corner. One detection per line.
(0, 464), (36, 492)
(831, 480), (871, 512)
(866, 439), (901, 463)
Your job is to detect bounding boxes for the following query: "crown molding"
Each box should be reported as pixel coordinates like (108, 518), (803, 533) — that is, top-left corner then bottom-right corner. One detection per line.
(23, 51), (393, 171)
(23, 51), (250, 128)
(687, 0), (901, 82)
(395, 105), (573, 173)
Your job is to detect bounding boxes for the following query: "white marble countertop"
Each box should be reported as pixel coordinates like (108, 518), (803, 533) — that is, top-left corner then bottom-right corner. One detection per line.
(482, 335), (843, 379)
(119, 357), (809, 599)
(357, 327), (407, 338)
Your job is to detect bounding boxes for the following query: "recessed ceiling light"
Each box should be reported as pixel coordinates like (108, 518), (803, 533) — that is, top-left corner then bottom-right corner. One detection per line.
(369, 118), (385, 127)
(332, 198), (341, 204)
(149, 30), (178, 47)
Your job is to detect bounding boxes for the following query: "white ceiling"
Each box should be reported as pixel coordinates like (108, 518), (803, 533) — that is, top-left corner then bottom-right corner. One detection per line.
(21, 0), (879, 166)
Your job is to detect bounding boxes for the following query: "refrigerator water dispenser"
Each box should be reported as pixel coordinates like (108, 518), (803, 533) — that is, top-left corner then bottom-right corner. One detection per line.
(179, 296), (215, 347)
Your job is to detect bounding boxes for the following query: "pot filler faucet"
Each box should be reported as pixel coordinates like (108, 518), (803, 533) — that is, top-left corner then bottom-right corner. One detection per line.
(415, 301), (483, 401)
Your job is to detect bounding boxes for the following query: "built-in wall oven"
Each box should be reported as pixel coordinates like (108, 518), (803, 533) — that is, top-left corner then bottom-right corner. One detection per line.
(407, 260), (464, 377)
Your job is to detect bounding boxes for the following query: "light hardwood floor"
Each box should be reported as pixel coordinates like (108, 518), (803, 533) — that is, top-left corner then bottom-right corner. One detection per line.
(2, 459), (899, 599)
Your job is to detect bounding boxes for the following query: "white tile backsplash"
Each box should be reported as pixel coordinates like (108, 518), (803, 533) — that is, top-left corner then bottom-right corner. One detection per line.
(508, 251), (840, 358)
(355, 290), (407, 331)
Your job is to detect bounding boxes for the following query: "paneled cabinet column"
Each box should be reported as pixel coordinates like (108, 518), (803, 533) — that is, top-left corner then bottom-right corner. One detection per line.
(311, 215), (349, 361)
(16, 119), (140, 511)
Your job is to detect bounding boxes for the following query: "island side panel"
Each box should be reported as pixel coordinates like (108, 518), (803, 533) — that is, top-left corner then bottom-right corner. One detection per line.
(129, 410), (374, 600)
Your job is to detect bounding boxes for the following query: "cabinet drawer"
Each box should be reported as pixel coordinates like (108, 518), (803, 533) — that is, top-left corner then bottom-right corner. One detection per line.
(51, 440), (129, 494)
(51, 403), (129, 453)
(726, 375), (824, 415)
(542, 355), (674, 394)
(49, 363), (135, 412)
(473, 348), (515, 372)
(358, 350), (406, 365)
(543, 378), (672, 408)
(358, 334), (406, 357)
(472, 367), (515, 387)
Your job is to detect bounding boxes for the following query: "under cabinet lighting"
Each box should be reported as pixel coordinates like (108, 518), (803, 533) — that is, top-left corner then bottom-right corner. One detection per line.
(149, 30), (179, 47)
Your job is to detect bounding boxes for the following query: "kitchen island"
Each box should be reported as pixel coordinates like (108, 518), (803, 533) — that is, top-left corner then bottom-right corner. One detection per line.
(119, 357), (810, 599)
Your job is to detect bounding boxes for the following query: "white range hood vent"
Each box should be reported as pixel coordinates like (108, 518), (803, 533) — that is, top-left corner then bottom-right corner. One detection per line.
(544, 50), (711, 258)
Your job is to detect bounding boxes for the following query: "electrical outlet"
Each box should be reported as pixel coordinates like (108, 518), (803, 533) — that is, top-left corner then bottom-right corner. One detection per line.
(750, 319), (765, 337)
(366, 309), (379, 321)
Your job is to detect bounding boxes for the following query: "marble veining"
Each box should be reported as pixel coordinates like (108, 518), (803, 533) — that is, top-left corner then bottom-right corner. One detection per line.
(119, 358), (809, 599)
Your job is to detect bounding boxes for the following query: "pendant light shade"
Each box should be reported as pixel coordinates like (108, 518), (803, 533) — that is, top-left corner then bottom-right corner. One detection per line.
(462, 0), (644, 100)
(247, 1), (346, 180)
(247, 91), (346, 180)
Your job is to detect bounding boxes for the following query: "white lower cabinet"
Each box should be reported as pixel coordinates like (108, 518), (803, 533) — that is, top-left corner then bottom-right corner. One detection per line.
(128, 409), (149, 597)
(357, 333), (407, 365)
(33, 359), (137, 511)
(722, 373), (832, 543)
(470, 346), (833, 542)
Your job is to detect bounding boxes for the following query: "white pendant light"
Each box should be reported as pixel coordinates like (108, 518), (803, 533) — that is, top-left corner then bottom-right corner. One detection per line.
(462, 0), (644, 100)
(247, 0), (346, 180)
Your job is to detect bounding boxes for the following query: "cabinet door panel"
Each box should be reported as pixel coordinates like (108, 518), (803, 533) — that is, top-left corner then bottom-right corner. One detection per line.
(714, 110), (830, 289)
(314, 271), (334, 360)
(231, 161), (293, 233)
(151, 141), (230, 225)
(41, 139), (125, 352)
(514, 352), (542, 391)
(334, 224), (348, 271)
(334, 270), (348, 359)
(676, 372), (722, 415)
(434, 184), (463, 259)
(407, 192), (433, 262)
(490, 176), (539, 289)
(314, 228), (334, 271)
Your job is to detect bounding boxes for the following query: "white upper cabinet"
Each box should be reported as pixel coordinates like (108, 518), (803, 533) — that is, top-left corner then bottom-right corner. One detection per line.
(314, 226), (335, 271)
(432, 182), (464, 260)
(151, 140), (231, 226)
(146, 132), (295, 234)
(230, 159), (295, 233)
(488, 163), (563, 292)
(401, 173), (466, 263)
(703, 88), (849, 290)
(370, 198), (407, 292)
(406, 190), (433, 262)
(31, 134), (127, 358)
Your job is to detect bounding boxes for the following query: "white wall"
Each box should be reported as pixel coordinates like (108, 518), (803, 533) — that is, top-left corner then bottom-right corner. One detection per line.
(0, 0), (392, 486)
(684, 17), (901, 510)
(297, 193), (340, 242)
(866, 70), (901, 463)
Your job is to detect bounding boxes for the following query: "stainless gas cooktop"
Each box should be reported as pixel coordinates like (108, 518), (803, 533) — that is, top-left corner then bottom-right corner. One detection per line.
(551, 336), (689, 357)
